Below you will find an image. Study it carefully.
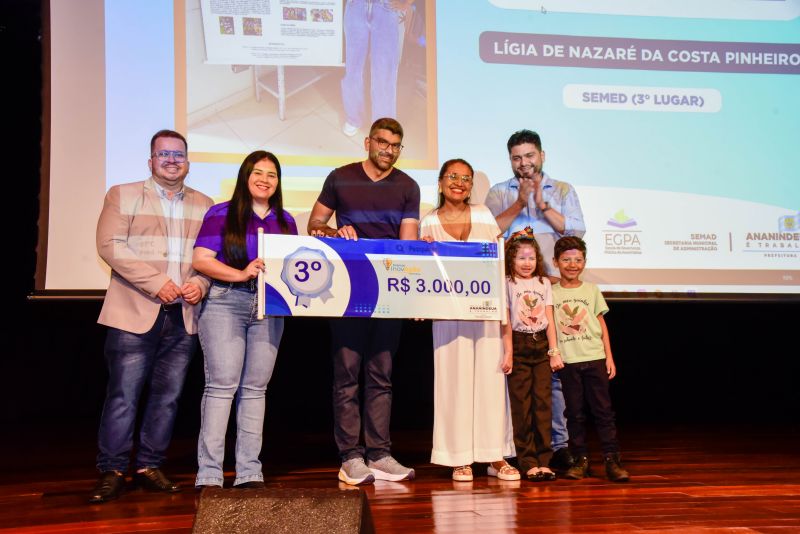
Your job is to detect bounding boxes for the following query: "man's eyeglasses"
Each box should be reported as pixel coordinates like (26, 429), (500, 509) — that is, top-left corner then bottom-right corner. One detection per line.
(152, 150), (187, 163)
(370, 137), (404, 152)
(443, 173), (473, 184)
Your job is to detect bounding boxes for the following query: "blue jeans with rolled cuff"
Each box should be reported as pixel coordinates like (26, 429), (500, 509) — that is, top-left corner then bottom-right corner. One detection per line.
(195, 283), (283, 487)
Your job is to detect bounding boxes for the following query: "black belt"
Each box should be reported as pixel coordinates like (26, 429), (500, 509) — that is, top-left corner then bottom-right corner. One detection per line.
(512, 329), (546, 340)
(161, 302), (182, 310)
(214, 279), (258, 292)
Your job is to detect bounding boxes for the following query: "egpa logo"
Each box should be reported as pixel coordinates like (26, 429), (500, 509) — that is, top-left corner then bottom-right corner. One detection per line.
(606, 209), (637, 229)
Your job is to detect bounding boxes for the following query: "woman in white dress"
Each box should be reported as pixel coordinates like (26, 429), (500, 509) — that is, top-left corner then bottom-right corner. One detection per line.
(420, 159), (519, 482)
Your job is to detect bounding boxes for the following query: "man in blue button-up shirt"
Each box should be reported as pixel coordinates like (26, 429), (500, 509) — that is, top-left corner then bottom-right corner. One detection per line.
(485, 129), (585, 278)
(486, 129), (585, 474)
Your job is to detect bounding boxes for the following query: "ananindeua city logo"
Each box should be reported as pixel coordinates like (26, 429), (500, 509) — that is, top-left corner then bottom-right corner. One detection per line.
(778, 212), (798, 232)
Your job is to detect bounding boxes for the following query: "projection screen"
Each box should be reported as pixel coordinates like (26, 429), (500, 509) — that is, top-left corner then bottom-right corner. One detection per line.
(41, 0), (800, 298)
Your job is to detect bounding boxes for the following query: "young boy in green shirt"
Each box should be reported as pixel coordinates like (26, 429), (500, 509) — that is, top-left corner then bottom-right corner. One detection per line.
(551, 236), (629, 482)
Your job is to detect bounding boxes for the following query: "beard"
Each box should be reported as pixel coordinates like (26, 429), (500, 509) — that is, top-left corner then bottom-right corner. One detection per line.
(369, 149), (398, 171)
(515, 162), (542, 180)
(152, 163), (189, 185)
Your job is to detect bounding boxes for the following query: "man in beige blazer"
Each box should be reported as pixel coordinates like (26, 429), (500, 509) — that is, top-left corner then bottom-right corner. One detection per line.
(90, 130), (213, 504)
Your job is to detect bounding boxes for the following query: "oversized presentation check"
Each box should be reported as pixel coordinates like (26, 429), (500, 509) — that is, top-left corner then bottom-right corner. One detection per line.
(258, 234), (506, 321)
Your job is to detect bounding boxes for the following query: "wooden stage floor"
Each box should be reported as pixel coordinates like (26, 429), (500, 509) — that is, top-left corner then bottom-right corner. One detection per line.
(1, 425), (799, 533)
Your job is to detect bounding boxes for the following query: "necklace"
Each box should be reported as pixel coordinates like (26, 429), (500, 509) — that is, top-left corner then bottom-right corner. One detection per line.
(439, 204), (468, 222)
(438, 205), (471, 241)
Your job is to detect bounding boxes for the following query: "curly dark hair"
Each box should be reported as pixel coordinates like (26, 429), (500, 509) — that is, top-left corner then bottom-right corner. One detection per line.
(505, 235), (546, 283)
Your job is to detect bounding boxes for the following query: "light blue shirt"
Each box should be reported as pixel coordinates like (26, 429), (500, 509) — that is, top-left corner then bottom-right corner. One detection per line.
(485, 173), (585, 274)
(152, 180), (185, 287)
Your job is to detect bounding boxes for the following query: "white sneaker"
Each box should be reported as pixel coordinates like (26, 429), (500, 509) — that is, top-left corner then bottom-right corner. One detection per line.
(338, 458), (375, 486)
(342, 122), (359, 137)
(367, 456), (415, 481)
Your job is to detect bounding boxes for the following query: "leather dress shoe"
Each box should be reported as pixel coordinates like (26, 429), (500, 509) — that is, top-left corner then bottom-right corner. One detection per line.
(89, 471), (125, 503)
(133, 467), (181, 493)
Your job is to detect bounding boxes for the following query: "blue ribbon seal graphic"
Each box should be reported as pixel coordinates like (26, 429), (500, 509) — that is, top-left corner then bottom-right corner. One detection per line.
(280, 246), (334, 308)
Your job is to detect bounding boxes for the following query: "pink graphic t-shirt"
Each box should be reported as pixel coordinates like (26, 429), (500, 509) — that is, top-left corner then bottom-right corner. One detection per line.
(506, 276), (552, 334)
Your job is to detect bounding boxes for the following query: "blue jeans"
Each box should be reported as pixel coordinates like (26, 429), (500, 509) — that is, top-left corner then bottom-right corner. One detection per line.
(551, 373), (570, 450)
(331, 318), (402, 462)
(341, 0), (403, 127)
(96, 305), (196, 473)
(196, 284), (283, 487)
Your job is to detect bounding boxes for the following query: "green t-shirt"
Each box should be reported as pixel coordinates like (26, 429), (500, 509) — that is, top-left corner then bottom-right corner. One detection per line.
(552, 281), (609, 364)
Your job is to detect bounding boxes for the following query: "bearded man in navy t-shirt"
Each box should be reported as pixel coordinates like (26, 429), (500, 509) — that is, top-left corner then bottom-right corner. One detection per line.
(308, 117), (420, 486)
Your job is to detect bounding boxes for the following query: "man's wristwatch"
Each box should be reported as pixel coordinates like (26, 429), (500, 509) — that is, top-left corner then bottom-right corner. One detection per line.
(539, 201), (551, 212)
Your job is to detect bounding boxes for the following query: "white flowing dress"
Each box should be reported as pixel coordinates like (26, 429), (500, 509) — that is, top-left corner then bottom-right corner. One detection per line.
(420, 204), (515, 466)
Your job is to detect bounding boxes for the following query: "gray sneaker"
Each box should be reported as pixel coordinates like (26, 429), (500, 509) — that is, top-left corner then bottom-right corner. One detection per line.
(338, 458), (375, 486)
(367, 456), (415, 481)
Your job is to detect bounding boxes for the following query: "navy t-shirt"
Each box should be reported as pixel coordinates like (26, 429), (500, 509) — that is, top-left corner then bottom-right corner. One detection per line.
(316, 162), (420, 239)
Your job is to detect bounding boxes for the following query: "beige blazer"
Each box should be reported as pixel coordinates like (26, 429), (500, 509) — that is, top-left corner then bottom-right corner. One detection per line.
(97, 177), (214, 334)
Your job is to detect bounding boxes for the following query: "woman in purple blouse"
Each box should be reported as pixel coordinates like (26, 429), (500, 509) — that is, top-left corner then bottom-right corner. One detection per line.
(192, 150), (297, 489)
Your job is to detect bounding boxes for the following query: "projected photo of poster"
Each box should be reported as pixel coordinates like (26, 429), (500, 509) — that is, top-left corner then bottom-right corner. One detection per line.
(200, 0), (341, 65)
(183, 0), (437, 169)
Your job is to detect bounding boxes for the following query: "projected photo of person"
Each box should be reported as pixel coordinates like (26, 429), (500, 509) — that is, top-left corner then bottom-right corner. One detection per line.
(311, 9), (334, 23)
(282, 7), (307, 22)
(218, 16), (234, 35)
(340, 0), (413, 138)
(184, 0), (435, 166)
(242, 17), (262, 36)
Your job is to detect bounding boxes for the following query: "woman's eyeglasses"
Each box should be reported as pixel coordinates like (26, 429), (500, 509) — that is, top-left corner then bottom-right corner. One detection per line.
(443, 173), (473, 184)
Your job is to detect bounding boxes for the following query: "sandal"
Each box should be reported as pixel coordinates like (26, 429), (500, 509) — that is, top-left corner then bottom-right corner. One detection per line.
(487, 461), (520, 481)
(528, 466), (556, 482)
(452, 465), (473, 482)
(526, 467), (542, 479)
(539, 467), (556, 481)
